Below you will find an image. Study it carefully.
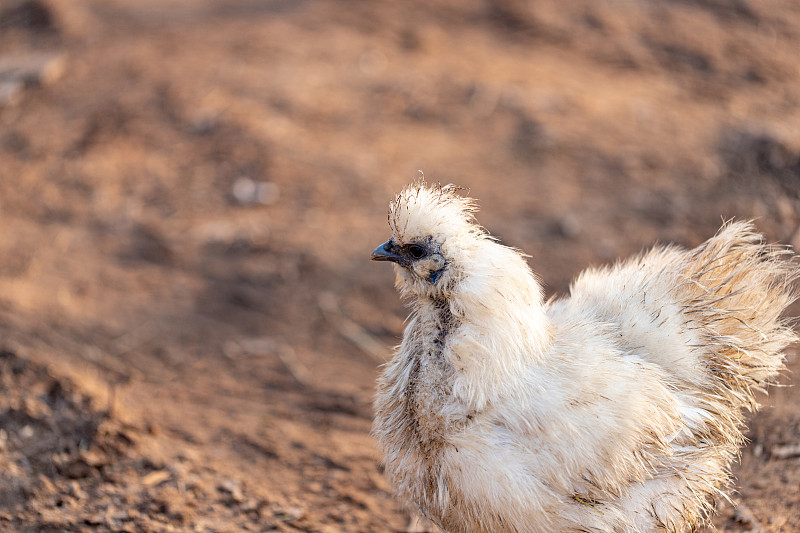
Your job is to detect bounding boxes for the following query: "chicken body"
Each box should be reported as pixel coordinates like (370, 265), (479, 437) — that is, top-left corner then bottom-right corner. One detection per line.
(372, 183), (798, 533)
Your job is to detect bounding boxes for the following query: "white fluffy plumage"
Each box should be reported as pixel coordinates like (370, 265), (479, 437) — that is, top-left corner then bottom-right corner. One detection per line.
(371, 182), (798, 533)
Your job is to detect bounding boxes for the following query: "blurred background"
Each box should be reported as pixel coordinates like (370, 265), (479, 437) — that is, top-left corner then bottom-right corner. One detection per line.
(1, 0), (799, 531)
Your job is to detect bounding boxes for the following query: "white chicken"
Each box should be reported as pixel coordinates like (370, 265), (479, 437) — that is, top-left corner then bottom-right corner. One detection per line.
(371, 182), (798, 533)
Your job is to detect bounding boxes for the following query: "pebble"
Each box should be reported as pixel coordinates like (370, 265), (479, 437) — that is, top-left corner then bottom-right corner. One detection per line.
(218, 479), (245, 503)
(732, 503), (763, 532)
(142, 470), (171, 487)
(230, 177), (279, 206)
(771, 443), (800, 460)
(0, 52), (65, 107)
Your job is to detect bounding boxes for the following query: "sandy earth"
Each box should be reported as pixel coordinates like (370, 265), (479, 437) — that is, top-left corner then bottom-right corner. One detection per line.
(1, 0), (799, 531)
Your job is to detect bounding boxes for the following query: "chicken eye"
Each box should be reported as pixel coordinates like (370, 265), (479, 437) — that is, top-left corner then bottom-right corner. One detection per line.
(408, 244), (426, 259)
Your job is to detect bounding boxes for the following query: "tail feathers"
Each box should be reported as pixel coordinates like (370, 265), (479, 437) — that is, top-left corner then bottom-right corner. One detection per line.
(681, 220), (799, 410)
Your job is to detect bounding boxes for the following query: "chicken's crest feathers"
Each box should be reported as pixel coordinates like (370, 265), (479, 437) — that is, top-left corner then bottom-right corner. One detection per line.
(389, 181), (485, 245)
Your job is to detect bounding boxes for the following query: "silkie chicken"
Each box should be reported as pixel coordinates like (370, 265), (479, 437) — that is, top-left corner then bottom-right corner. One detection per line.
(371, 182), (798, 533)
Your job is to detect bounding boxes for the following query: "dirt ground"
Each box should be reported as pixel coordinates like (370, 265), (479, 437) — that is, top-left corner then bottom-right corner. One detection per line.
(1, 0), (800, 531)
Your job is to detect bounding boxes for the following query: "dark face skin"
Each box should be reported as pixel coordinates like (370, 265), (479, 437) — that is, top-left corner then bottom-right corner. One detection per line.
(371, 239), (427, 267)
(371, 238), (446, 284)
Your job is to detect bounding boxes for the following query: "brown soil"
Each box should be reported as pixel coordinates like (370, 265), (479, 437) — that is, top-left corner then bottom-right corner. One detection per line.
(1, 0), (800, 531)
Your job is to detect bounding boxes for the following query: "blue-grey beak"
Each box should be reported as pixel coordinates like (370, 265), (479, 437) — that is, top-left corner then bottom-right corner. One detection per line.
(371, 239), (403, 263)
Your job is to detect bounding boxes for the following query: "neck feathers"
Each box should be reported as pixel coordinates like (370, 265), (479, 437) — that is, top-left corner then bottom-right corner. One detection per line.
(410, 239), (551, 408)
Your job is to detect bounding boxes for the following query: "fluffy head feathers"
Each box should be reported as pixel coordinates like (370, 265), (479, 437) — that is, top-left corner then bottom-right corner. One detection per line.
(377, 182), (504, 300)
(388, 182), (484, 245)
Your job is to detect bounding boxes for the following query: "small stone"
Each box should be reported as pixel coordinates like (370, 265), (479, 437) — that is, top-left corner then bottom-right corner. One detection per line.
(142, 470), (171, 487)
(240, 498), (261, 512)
(85, 513), (105, 525)
(752, 443), (763, 458)
(274, 506), (305, 522)
(230, 177), (279, 206)
(732, 503), (763, 531)
(63, 458), (93, 479)
(0, 50), (65, 107)
(218, 479), (245, 503)
(771, 443), (800, 459)
(80, 448), (108, 468)
(68, 480), (84, 498)
(0, 52), (66, 88)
